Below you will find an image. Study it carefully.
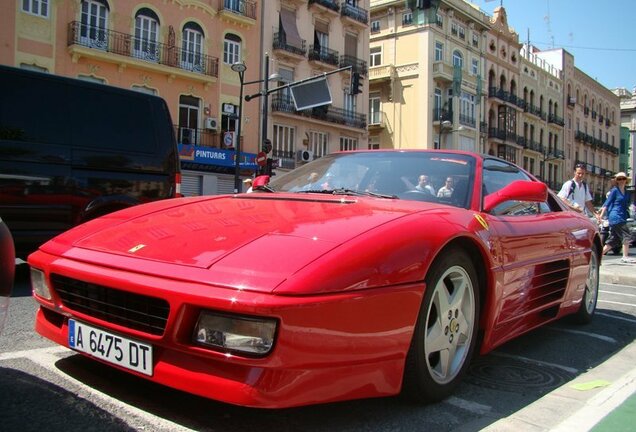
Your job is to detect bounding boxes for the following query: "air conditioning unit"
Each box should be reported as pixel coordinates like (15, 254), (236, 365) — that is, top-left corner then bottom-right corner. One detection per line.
(204, 117), (218, 131)
(297, 149), (314, 163)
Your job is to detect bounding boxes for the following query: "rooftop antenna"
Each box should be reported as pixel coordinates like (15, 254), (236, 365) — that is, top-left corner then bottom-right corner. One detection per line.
(544, 0), (554, 48)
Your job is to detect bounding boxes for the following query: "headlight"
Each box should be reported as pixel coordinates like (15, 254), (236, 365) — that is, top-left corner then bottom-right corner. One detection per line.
(30, 268), (52, 300)
(194, 311), (277, 356)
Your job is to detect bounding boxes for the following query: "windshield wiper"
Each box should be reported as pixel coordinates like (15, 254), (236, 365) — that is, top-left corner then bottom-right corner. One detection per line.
(295, 188), (397, 199)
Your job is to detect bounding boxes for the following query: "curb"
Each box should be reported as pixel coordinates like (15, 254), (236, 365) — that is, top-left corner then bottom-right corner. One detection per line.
(481, 339), (636, 431)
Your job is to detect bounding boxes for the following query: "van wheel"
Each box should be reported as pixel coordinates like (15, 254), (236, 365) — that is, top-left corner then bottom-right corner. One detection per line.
(402, 248), (480, 402)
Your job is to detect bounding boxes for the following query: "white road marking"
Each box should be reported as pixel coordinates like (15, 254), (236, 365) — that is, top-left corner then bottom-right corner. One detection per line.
(596, 311), (636, 324)
(598, 299), (636, 307)
(546, 327), (617, 344)
(446, 396), (492, 415)
(1, 346), (197, 432)
(600, 290), (636, 297)
(491, 351), (579, 374)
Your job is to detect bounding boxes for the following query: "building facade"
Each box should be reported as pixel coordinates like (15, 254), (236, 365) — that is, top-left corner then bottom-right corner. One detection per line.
(533, 48), (620, 201)
(613, 87), (636, 188)
(4, 0), (264, 195)
(368, 0), (488, 152)
(260, 0), (369, 172)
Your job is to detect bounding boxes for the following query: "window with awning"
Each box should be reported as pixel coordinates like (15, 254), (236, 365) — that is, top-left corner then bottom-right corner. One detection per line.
(279, 8), (302, 49)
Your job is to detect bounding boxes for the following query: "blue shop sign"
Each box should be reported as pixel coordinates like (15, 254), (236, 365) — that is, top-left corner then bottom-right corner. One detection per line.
(178, 144), (257, 170)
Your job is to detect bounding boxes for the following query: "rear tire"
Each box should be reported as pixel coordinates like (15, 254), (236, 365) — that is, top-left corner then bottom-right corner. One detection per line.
(402, 248), (480, 402)
(574, 244), (599, 324)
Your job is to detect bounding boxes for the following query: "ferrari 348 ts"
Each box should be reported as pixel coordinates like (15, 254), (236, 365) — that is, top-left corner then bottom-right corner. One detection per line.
(29, 150), (601, 408)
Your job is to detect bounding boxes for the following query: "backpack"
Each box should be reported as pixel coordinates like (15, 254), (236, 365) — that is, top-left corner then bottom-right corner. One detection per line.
(568, 180), (587, 199)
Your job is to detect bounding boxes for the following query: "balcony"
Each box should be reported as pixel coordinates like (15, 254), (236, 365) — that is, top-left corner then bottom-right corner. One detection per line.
(272, 149), (296, 170)
(271, 94), (366, 130)
(433, 108), (452, 122)
(341, 2), (369, 27)
(548, 113), (565, 127)
(308, 45), (340, 68)
(433, 61), (454, 82)
(273, 31), (306, 60)
(67, 21), (218, 80)
(584, 106), (590, 116)
(369, 64), (395, 83)
(308, 0), (340, 16)
(217, 0), (257, 25)
(340, 55), (367, 75)
(488, 128), (519, 144)
(174, 125), (220, 147)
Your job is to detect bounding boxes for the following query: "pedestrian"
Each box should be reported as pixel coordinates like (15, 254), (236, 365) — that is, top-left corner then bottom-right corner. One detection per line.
(597, 172), (635, 263)
(557, 163), (597, 217)
(243, 178), (253, 193)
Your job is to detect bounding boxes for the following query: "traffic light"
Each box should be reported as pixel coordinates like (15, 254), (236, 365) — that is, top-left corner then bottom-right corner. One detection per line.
(350, 72), (363, 95)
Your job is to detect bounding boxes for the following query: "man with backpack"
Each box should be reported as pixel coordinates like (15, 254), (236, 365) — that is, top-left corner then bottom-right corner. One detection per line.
(557, 163), (598, 219)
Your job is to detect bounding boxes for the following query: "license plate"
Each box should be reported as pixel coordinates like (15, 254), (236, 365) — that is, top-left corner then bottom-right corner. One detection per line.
(68, 320), (153, 376)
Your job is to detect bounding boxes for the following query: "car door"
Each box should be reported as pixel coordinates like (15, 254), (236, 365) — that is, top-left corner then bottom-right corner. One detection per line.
(480, 158), (573, 346)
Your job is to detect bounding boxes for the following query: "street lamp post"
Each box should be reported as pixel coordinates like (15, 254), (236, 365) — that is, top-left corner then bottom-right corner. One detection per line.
(231, 62), (247, 194)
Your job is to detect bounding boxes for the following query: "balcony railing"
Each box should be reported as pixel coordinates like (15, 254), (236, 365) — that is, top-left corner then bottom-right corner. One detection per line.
(218, 0), (257, 20)
(308, 45), (340, 66)
(433, 108), (452, 122)
(174, 126), (220, 147)
(308, 0), (340, 13)
(273, 32), (306, 57)
(548, 113), (565, 126)
(271, 95), (366, 129)
(272, 149), (296, 170)
(339, 55), (368, 75)
(341, 2), (369, 25)
(67, 21), (219, 77)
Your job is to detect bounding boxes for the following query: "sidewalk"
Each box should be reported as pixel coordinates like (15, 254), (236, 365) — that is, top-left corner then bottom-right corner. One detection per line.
(481, 253), (636, 432)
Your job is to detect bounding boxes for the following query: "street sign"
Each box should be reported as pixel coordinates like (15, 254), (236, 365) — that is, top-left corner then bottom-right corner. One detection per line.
(224, 131), (234, 148)
(256, 151), (267, 167)
(290, 77), (332, 110)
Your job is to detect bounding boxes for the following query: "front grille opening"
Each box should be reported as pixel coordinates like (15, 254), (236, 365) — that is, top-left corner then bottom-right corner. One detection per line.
(51, 274), (169, 335)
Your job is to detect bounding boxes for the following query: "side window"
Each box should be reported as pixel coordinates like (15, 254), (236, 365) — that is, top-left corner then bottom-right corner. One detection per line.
(482, 158), (551, 216)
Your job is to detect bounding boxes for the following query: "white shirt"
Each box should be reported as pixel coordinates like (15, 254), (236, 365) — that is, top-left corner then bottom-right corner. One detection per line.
(557, 179), (593, 214)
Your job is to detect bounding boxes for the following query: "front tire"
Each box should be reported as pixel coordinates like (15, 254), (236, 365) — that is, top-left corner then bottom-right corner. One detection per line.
(402, 248), (480, 402)
(574, 244), (599, 324)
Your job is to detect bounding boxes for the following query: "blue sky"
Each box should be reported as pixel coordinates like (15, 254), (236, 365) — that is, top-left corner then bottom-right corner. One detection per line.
(470, 0), (634, 91)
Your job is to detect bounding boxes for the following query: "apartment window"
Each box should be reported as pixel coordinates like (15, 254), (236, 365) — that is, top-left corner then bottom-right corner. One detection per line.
(471, 58), (479, 76)
(273, 124), (296, 161)
(434, 88), (442, 119)
(223, 33), (241, 65)
(460, 92), (475, 124)
(452, 50), (463, 69)
(402, 12), (413, 26)
(458, 25), (465, 40)
(134, 9), (159, 62)
(371, 20), (380, 33)
(436, 12), (443, 27)
(182, 23), (204, 72)
(369, 46), (382, 67)
(368, 136), (380, 150)
(80, 0), (109, 49)
(340, 136), (358, 151)
(451, 22), (458, 36)
(308, 130), (328, 158)
(369, 94), (381, 125)
(22, 0), (49, 17)
(435, 41), (443, 62)
(344, 89), (357, 114)
(472, 33), (479, 48)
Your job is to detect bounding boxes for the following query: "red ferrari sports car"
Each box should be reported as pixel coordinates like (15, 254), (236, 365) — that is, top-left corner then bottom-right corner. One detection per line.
(29, 150), (600, 408)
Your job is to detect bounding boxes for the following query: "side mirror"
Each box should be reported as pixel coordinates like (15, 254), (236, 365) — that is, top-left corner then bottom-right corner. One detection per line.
(483, 180), (548, 213)
(252, 175), (270, 189)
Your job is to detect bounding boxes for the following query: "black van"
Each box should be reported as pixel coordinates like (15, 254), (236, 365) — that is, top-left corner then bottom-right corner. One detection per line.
(0, 65), (181, 257)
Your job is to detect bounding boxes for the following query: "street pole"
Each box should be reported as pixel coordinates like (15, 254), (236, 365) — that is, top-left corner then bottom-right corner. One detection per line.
(231, 62), (246, 193)
(262, 53), (270, 176)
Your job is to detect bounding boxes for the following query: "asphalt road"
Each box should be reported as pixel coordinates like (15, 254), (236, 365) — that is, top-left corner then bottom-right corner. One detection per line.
(1, 261), (635, 432)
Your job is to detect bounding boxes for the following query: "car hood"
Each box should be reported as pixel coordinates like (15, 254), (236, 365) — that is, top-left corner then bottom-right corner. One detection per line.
(56, 194), (434, 292)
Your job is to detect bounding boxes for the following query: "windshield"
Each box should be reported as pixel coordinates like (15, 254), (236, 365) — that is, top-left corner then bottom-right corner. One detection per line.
(267, 151), (476, 209)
